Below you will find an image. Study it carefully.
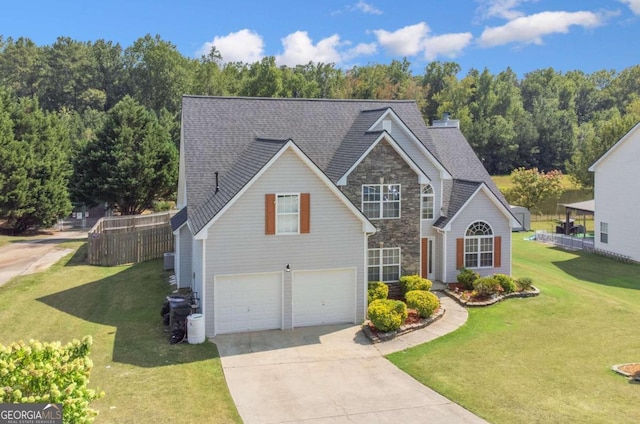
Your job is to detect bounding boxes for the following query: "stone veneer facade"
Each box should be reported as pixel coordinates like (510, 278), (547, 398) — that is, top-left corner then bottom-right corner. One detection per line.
(341, 139), (421, 278)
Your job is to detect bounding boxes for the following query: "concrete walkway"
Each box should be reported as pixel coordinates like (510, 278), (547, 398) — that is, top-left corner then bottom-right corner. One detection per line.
(213, 294), (487, 424)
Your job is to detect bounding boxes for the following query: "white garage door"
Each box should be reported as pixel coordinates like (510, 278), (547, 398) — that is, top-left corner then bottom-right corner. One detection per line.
(216, 272), (282, 334)
(292, 268), (356, 327)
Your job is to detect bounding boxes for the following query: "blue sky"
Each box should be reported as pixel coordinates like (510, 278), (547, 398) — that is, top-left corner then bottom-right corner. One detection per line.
(2, 0), (640, 77)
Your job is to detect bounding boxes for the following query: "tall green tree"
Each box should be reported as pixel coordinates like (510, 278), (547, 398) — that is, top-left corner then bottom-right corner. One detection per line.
(72, 96), (178, 215)
(0, 91), (72, 233)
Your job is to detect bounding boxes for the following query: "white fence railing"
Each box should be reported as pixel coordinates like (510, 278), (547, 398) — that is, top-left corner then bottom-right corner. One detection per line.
(534, 230), (595, 251)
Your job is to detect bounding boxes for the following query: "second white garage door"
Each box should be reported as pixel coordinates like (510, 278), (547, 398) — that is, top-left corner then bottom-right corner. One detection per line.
(292, 268), (356, 327)
(215, 272), (282, 334)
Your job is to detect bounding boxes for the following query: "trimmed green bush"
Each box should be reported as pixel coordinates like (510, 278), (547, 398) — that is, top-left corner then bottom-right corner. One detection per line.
(367, 299), (408, 332)
(405, 290), (440, 318)
(368, 281), (389, 304)
(517, 276), (534, 291)
(473, 276), (502, 297)
(457, 267), (480, 290)
(494, 273), (517, 293)
(399, 274), (432, 294)
(0, 336), (104, 423)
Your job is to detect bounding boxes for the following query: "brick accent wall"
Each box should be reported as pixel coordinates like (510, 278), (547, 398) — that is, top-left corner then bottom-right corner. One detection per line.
(341, 140), (421, 278)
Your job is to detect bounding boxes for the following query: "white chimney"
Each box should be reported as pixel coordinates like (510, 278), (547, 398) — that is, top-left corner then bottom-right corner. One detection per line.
(432, 112), (460, 128)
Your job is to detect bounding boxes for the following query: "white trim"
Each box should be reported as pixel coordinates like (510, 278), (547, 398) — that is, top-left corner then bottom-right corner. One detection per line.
(275, 192), (301, 235)
(368, 108), (452, 180)
(194, 140), (377, 239)
(441, 183), (520, 231)
(337, 132), (431, 186)
(174, 231), (181, 286)
(589, 122), (640, 171)
(420, 183), (435, 220)
(441, 229), (448, 283)
(367, 247), (401, 282)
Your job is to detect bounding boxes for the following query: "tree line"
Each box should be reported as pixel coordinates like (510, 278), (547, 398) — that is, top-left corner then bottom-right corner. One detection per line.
(1, 33), (639, 232)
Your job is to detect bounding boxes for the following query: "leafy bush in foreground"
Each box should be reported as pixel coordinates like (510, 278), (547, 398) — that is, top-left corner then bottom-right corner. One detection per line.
(399, 274), (432, 294)
(405, 290), (440, 318)
(457, 267), (480, 291)
(0, 336), (104, 423)
(368, 281), (389, 304)
(367, 299), (408, 332)
(517, 276), (534, 291)
(494, 273), (517, 293)
(473, 276), (502, 297)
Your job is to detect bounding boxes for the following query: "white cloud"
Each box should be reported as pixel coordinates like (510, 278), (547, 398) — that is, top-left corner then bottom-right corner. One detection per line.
(424, 33), (474, 60)
(351, 1), (383, 15)
(275, 31), (344, 66)
(373, 22), (472, 60)
(620, 0), (640, 14)
(479, 11), (604, 47)
(476, 0), (531, 20)
(343, 42), (378, 61)
(196, 29), (264, 63)
(373, 22), (430, 56)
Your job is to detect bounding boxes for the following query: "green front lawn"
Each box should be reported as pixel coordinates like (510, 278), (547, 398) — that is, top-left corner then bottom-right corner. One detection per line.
(0, 242), (241, 423)
(389, 234), (640, 423)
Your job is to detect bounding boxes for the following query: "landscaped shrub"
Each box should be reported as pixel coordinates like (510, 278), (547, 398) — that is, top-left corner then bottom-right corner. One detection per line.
(368, 281), (389, 304)
(472, 276), (502, 297)
(517, 276), (534, 291)
(494, 273), (517, 293)
(399, 274), (432, 294)
(457, 267), (480, 291)
(0, 336), (104, 423)
(367, 299), (408, 332)
(405, 290), (440, 318)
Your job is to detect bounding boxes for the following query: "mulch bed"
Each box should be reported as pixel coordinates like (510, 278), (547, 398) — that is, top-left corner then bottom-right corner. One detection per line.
(612, 363), (640, 381)
(445, 283), (540, 307)
(363, 306), (445, 343)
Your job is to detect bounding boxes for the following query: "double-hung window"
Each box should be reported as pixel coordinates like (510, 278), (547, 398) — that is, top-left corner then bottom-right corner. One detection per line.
(276, 194), (299, 234)
(368, 247), (401, 282)
(600, 222), (608, 244)
(464, 221), (493, 268)
(362, 184), (400, 219)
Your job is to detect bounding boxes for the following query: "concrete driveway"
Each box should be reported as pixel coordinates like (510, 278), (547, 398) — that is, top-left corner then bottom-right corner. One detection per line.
(213, 300), (487, 424)
(0, 231), (86, 287)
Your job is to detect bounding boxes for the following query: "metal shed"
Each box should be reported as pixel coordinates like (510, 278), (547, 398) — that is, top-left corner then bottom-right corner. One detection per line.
(510, 205), (531, 231)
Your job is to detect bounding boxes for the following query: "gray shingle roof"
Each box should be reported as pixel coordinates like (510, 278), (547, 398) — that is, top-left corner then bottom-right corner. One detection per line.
(180, 96), (511, 235)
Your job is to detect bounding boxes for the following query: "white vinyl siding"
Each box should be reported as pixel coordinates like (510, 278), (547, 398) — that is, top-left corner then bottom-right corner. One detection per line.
(203, 149), (367, 336)
(445, 190), (511, 282)
(592, 128), (640, 262)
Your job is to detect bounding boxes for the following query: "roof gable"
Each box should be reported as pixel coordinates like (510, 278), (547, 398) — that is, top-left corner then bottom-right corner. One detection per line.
(589, 121), (640, 172)
(192, 140), (377, 239)
(336, 132), (430, 185)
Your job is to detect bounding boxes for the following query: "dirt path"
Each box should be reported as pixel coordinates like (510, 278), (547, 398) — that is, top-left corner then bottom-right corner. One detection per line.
(0, 231), (87, 287)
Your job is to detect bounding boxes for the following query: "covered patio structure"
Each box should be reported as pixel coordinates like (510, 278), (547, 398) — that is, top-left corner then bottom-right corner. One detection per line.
(558, 199), (594, 236)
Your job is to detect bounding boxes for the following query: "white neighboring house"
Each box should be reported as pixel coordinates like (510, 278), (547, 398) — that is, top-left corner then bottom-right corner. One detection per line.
(588, 121), (640, 262)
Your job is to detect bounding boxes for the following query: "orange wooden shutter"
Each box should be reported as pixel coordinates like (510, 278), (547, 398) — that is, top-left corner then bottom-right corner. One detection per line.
(265, 194), (275, 235)
(300, 193), (310, 234)
(494, 236), (501, 268)
(456, 238), (464, 269)
(421, 238), (428, 278)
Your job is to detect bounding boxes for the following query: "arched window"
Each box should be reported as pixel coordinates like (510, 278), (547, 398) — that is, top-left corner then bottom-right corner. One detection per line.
(421, 184), (434, 219)
(464, 221), (493, 268)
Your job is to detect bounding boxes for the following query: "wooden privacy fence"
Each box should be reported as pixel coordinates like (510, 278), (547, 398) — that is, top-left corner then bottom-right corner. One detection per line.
(88, 212), (174, 266)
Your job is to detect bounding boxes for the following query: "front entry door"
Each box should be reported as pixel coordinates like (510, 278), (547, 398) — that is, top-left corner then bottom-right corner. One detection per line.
(421, 238), (434, 280)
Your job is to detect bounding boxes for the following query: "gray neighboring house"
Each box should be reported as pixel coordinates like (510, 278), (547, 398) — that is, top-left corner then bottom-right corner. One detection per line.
(171, 96), (518, 336)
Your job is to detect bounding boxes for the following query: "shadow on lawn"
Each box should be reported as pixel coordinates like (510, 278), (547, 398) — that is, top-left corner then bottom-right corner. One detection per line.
(37, 260), (219, 368)
(551, 247), (640, 290)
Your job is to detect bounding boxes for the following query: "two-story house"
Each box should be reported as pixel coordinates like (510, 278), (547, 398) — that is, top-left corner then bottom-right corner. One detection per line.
(171, 96), (518, 336)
